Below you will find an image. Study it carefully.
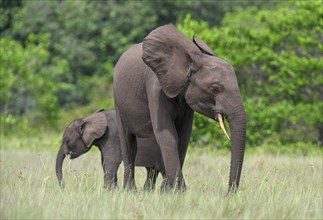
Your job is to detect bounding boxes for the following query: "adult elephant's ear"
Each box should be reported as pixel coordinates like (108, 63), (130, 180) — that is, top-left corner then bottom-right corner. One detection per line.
(193, 35), (215, 56)
(142, 24), (201, 98)
(81, 110), (108, 147)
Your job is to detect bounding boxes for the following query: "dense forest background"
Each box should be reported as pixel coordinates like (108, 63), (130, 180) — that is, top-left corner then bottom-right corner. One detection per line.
(1, 0), (322, 152)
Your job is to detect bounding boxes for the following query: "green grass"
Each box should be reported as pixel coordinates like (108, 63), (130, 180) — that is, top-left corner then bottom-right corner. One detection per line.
(0, 134), (322, 219)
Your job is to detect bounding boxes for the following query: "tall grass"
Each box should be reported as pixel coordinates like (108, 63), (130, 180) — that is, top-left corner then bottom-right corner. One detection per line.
(0, 146), (322, 219)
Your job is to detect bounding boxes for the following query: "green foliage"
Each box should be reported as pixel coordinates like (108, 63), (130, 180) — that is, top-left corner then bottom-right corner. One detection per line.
(179, 0), (323, 147)
(0, 34), (69, 127)
(0, 0), (23, 35)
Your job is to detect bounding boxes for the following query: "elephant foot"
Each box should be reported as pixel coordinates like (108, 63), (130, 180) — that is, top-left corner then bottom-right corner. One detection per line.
(103, 182), (117, 191)
(123, 187), (137, 193)
(123, 180), (137, 191)
(160, 178), (186, 193)
(103, 176), (118, 191)
(58, 180), (65, 189)
(143, 182), (155, 191)
(176, 180), (187, 192)
(225, 184), (238, 196)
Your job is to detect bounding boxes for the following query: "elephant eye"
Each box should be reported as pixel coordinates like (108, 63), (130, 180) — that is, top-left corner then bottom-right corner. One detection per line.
(210, 84), (223, 94)
(78, 125), (84, 135)
(64, 137), (70, 144)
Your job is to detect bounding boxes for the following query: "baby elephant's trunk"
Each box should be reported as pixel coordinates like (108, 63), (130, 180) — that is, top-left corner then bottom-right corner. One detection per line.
(55, 145), (66, 189)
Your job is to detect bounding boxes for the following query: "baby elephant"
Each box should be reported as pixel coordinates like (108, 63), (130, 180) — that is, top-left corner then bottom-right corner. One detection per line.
(55, 109), (165, 190)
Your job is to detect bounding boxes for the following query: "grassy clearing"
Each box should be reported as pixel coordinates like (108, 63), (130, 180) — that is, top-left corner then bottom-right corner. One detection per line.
(0, 145), (322, 219)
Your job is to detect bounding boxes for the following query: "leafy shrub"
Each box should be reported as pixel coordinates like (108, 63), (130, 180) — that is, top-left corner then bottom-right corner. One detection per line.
(0, 34), (66, 125)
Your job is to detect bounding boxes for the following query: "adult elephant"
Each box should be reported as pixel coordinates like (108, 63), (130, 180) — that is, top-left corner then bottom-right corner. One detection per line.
(55, 109), (165, 190)
(113, 25), (246, 193)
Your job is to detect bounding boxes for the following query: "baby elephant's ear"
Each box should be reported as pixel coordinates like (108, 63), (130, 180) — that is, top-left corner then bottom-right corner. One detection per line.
(81, 111), (108, 147)
(193, 35), (215, 56)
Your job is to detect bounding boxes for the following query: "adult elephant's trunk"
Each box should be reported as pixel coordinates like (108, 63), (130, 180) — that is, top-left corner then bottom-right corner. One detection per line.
(226, 103), (247, 193)
(55, 145), (66, 189)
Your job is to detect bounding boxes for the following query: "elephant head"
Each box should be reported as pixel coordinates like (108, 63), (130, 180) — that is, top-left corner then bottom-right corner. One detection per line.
(142, 25), (246, 192)
(55, 110), (108, 188)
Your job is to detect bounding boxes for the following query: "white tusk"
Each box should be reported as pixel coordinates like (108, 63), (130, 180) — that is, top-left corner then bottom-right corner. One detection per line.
(217, 114), (231, 140)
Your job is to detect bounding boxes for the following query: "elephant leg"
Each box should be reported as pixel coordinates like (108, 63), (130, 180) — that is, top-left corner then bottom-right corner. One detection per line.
(143, 167), (159, 191)
(100, 153), (107, 187)
(120, 132), (137, 190)
(147, 91), (183, 191)
(101, 151), (121, 190)
(152, 168), (159, 189)
(154, 125), (182, 191)
(175, 108), (194, 189)
(143, 167), (154, 190)
(103, 161), (120, 190)
(177, 109), (194, 167)
(115, 108), (137, 190)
